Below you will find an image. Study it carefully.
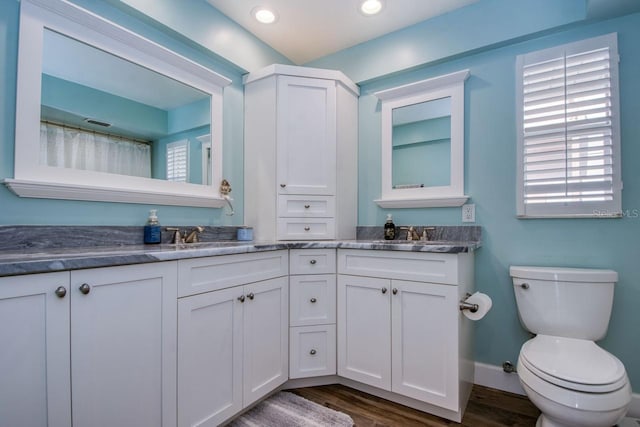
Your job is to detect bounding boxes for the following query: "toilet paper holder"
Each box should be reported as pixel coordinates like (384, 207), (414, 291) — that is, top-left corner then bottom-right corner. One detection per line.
(459, 293), (479, 313)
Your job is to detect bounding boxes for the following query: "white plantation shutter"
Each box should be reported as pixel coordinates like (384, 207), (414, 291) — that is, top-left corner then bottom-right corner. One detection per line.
(516, 33), (622, 217)
(166, 140), (189, 182)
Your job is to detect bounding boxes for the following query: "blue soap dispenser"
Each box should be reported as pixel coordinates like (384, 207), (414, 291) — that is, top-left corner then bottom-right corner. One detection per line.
(144, 209), (161, 244)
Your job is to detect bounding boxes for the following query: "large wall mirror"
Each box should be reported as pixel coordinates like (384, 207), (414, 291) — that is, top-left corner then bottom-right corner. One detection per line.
(374, 70), (470, 208)
(5, 0), (231, 207)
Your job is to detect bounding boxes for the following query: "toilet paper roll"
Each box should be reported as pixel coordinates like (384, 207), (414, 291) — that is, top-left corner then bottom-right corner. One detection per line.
(462, 292), (492, 321)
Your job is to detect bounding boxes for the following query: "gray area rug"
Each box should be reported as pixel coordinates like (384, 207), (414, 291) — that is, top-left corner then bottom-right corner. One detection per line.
(227, 391), (354, 427)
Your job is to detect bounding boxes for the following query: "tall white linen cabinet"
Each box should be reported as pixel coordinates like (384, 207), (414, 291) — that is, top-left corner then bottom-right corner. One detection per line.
(244, 65), (359, 240)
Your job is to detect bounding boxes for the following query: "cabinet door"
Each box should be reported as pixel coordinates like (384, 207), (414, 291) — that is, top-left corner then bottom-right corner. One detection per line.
(243, 276), (288, 407)
(277, 76), (336, 195)
(337, 275), (391, 390)
(178, 286), (243, 427)
(0, 272), (71, 427)
(70, 262), (177, 427)
(391, 280), (459, 411)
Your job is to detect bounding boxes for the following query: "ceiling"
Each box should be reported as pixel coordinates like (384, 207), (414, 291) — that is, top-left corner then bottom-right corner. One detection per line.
(205, 0), (479, 65)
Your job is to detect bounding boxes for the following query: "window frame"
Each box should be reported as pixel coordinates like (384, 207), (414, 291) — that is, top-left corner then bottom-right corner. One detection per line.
(515, 33), (623, 218)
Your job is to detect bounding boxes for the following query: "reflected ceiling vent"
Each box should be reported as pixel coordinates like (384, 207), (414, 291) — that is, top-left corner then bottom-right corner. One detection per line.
(83, 118), (112, 127)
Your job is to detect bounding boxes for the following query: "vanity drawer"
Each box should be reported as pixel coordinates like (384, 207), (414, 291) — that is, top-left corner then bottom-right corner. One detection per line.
(337, 249), (461, 285)
(290, 249), (336, 275)
(277, 218), (335, 240)
(290, 274), (336, 326)
(177, 251), (288, 297)
(278, 195), (335, 217)
(290, 325), (336, 379)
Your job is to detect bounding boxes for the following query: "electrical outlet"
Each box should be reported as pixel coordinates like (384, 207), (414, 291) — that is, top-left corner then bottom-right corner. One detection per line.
(462, 204), (475, 222)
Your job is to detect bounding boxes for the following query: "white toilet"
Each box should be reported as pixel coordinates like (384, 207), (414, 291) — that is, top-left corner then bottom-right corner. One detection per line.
(510, 266), (632, 427)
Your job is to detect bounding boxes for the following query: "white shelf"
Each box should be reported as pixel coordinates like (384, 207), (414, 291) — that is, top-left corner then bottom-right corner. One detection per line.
(374, 196), (469, 208)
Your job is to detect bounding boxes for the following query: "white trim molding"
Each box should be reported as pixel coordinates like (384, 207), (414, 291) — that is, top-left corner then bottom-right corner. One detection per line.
(4, 179), (226, 208)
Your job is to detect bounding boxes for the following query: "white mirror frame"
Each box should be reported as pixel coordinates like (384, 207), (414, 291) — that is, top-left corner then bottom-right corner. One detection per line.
(374, 69), (470, 208)
(4, 0), (232, 208)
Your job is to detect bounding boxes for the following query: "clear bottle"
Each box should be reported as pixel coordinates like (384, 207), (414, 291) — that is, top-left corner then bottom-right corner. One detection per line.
(144, 209), (162, 244)
(384, 214), (396, 240)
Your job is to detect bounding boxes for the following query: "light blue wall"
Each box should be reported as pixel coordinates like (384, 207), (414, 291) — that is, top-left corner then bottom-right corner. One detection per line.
(41, 74), (168, 138)
(354, 14), (640, 390)
(0, 0), (248, 226)
(307, 0), (590, 83)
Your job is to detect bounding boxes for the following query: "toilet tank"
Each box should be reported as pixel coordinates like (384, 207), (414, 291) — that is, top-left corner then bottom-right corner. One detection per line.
(510, 266), (618, 341)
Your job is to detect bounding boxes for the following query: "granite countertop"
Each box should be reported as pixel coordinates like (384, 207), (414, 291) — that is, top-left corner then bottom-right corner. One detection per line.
(0, 239), (481, 277)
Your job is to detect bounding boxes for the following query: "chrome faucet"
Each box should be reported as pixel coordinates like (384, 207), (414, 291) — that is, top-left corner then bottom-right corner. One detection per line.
(166, 227), (183, 244)
(422, 227), (436, 241)
(166, 226), (204, 244)
(184, 226), (204, 243)
(399, 226), (436, 241)
(399, 226), (421, 241)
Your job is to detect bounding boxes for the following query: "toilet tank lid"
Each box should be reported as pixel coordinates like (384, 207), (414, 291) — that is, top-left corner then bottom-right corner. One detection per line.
(510, 266), (618, 283)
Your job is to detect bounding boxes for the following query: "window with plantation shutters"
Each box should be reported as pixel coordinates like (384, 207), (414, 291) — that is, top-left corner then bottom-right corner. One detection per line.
(166, 140), (189, 182)
(516, 33), (622, 218)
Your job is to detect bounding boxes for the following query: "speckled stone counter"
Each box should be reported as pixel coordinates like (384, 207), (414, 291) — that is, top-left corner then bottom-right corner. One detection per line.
(0, 239), (481, 277)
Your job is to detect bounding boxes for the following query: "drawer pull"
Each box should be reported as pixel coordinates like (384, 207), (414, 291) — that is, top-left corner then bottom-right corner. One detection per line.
(309, 259), (317, 265)
(304, 204), (310, 209)
(310, 297), (317, 303)
(280, 184), (286, 188)
(304, 226), (311, 231)
(309, 349), (317, 355)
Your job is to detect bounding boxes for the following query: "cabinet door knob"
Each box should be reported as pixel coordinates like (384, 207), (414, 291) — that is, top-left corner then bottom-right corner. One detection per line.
(280, 184), (286, 188)
(55, 286), (67, 298)
(309, 349), (317, 355)
(309, 259), (317, 265)
(310, 297), (317, 303)
(381, 287), (388, 294)
(392, 288), (398, 295)
(79, 283), (91, 295)
(304, 204), (310, 209)
(304, 226), (310, 231)
(247, 292), (255, 300)
(238, 295), (245, 303)
(521, 283), (530, 290)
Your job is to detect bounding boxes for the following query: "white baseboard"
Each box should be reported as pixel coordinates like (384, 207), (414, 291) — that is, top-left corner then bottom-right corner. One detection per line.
(474, 362), (640, 418)
(474, 362), (525, 395)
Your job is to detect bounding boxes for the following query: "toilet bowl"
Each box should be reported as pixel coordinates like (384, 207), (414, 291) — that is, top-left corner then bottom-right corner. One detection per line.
(510, 266), (632, 427)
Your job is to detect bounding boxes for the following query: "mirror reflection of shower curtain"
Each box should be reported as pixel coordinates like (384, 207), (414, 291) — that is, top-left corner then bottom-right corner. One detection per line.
(39, 122), (151, 178)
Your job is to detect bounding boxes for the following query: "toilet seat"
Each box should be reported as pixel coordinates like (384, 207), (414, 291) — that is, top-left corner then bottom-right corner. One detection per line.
(520, 335), (627, 393)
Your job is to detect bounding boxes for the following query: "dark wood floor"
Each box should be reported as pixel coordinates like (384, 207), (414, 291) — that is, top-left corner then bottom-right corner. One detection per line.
(288, 384), (540, 426)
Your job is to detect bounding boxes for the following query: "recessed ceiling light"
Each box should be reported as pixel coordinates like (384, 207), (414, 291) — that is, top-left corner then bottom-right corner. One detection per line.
(359, 0), (384, 16)
(251, 6), (278, 24)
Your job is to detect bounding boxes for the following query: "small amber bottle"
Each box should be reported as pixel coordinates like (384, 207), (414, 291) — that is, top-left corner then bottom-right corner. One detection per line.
(384, 214), (396, 240)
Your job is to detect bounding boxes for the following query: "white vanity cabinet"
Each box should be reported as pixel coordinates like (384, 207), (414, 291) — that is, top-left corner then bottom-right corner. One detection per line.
(177, 251), (289, 427)
(244, 64), (359, 241)
(289, 249), (337, 379)
(337, 249), (474, 420)
(0, 263), (178, 427)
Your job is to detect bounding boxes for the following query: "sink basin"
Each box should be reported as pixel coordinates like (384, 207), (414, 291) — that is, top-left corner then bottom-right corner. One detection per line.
(161, 241), (250, 250)
(370, 240), (451, 245)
